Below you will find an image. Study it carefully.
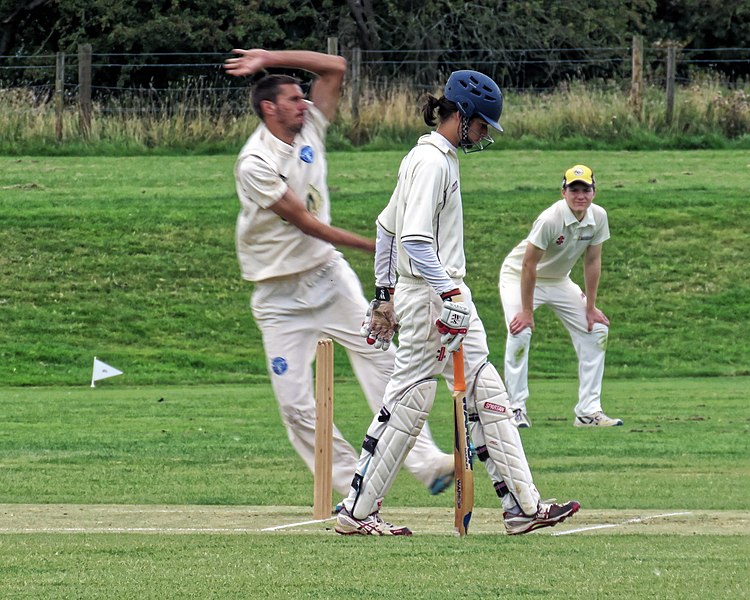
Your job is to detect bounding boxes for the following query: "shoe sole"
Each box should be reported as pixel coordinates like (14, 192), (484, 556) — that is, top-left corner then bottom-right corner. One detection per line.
(334, 526), (371, 536)
(574, 420), (623, 427)
(506, 502), (581, 535)
(335, 515), (413, 536)
(429, 473), (454, 495)
(334, 526), (412, 536)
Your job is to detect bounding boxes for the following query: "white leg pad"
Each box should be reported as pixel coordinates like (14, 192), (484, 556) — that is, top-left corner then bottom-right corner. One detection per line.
(472, 362), (540, 515)
(350, 379), (437, 519)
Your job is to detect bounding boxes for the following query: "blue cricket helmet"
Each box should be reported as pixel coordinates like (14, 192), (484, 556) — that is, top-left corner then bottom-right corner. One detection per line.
(444, 70), (503, 132)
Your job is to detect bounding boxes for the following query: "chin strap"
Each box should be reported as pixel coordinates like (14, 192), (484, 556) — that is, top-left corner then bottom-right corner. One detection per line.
(458, 115), (495, 154)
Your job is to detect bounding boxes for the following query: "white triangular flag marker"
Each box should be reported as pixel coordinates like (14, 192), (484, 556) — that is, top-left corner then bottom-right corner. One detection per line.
(91, 356), (123, 387)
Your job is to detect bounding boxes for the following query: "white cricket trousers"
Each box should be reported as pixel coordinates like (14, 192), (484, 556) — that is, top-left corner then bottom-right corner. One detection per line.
(343, 275), (545, 518)
(499, 271), (608, 417)
(251, 253), (449, 496)
(384, 276), (491, 403)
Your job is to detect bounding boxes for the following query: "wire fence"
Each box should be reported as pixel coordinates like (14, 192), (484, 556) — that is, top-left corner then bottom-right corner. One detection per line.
(1, 45), (749, 117)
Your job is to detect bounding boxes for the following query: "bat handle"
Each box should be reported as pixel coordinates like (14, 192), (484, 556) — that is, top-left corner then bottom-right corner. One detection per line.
(453, 346), (466, 392)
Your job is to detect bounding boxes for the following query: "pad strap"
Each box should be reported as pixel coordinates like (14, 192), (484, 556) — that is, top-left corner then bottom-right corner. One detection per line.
(471, 362), (540, 515)
(349, 379), (438, 519)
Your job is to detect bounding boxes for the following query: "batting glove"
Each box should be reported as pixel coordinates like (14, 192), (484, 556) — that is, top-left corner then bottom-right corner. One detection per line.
(436, 289), (470, 353)
(360, 287), (398, 351)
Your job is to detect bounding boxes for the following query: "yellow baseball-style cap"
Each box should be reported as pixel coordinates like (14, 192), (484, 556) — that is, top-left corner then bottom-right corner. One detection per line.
(562, 164), (595, 187)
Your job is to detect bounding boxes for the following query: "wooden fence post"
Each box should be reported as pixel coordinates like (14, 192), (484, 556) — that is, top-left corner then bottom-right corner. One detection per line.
(55, 52), (65, 142)
(327, 36), (338, 56)
(629, 35), (643, 116)
(351, 46), (361, 126)
(78, 43), (92, 139)
(666, 45), (676, 125)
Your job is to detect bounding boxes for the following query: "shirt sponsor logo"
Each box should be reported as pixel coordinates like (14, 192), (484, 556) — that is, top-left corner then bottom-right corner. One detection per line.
(271, 356), (288, 375)
(578, 234), (593, 241)
(300, 145), (314, 164)
(555, 235), (565, 245)
(483, 401), (506, 414)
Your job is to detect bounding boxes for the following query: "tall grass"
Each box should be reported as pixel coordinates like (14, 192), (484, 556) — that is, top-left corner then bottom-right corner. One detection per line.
(1, 78), (748, 154)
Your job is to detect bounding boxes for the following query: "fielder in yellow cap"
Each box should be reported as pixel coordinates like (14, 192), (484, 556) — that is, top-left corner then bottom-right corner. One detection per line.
(498, 164), (622, 429)
(563, 164), (595, 186)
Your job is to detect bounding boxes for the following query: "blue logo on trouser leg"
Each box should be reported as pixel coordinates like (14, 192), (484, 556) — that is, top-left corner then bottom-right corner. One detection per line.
(271, 357), (288, 375)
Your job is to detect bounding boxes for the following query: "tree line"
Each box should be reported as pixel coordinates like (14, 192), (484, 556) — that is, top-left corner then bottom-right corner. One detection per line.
(2, 0), (749, 90)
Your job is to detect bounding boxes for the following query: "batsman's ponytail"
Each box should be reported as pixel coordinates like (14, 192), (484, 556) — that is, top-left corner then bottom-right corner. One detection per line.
(421, 94), (458, 126)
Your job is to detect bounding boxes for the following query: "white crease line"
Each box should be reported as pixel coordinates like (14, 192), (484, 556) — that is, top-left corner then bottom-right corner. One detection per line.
(261, 517), (336, 531)
(553, 511), (693, 536)
(0, 527), (258, 533)
(0, 518), (337, 534)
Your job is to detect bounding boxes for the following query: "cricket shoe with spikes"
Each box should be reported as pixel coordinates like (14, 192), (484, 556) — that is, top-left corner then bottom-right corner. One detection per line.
(428, 453), (455, 495)
(503, 499), (581, 535)
(512, 409), (531, 428)
(428, 472), (454, 495)
(335, 506), (412, 536)
(574, 411), (623, 427)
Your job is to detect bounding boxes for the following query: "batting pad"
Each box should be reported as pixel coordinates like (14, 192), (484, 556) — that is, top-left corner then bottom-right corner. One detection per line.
(472, 363), (540, 516)
(351, 379), (437, 519)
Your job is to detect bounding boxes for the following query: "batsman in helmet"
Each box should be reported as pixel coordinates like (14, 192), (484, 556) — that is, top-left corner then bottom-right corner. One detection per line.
(336, 70), (581, 536)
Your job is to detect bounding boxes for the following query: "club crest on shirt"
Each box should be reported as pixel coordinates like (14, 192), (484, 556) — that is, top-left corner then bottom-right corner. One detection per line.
(271, 356), (288, 375)
(299, 145), (314, 164)
(306, 185), (323, 215)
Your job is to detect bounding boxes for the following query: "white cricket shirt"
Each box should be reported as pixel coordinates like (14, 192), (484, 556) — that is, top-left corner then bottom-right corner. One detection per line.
(377, 132), (465, 281)
(234, 103), (334, 282)
(502, 199), (610, 280)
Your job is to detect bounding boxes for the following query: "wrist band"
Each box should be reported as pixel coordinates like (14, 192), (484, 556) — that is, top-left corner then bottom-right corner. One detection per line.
(376, 287), (395, 301)
(440, 288), (461, 301)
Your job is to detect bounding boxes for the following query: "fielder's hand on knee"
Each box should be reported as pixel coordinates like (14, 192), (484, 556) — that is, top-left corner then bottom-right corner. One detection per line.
(360, 287), (398, 350)
(436, 289), (470, 353)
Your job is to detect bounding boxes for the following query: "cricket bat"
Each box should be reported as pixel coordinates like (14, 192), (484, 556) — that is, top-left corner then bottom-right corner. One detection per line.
(453, 346), (474, 536)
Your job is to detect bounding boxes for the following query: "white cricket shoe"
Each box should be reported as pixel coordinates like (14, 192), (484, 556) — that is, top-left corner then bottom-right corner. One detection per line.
(335, 507), (412, 536)
(503, 499), (581, 535)
(574, 411), (623, 427)
(512, 409), (531, 428)
(429, 453), (455, 495)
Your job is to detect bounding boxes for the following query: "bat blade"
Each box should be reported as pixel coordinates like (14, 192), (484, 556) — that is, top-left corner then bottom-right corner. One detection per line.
(453, 346), (474, 536)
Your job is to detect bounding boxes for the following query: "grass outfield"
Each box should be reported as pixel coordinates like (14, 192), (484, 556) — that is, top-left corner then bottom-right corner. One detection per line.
(2, 379), (746, 509)
(0, 379), (748, 598)
(1, 150), (749, 385)
(1, 150), (748, 597)
(2, 525), (746, 599)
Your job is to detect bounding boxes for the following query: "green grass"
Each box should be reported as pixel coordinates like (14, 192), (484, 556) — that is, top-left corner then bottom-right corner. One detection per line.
(1, 534), (747, 599)
(1, 150), (748, 385)
(0, 379), (748, 599)
(1, 379), (747, 509)
(1, 150), (748, 598)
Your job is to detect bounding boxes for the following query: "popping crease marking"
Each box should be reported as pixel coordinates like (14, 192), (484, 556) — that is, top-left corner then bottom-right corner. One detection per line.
(551, 511), (692, 536)
(0, 519), (337, 534)
(0, 527), (261, 533)
(261, 516), (337, 531)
